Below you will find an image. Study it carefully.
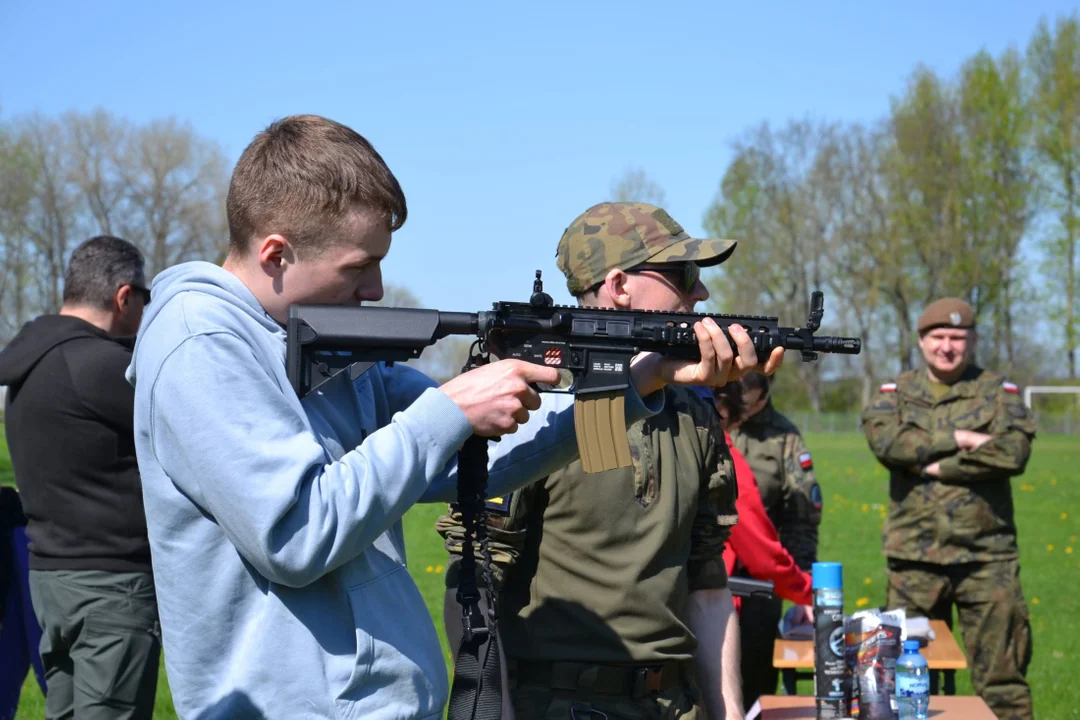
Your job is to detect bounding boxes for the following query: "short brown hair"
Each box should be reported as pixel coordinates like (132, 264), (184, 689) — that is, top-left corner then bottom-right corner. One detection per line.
(226, 115), (407, 256)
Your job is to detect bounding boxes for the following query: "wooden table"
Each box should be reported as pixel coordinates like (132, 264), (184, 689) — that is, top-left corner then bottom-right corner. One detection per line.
(772, 619), (967, 695)
(757, 694), (996, 719)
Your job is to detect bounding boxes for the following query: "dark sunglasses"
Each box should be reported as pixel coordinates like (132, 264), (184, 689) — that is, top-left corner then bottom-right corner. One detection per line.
(126, 284), (152, 304)
(631, 262), (701, 293)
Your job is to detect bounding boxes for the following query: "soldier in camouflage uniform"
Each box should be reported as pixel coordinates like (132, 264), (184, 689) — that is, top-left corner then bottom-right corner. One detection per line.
(726, 371), (821, 708)
(438, 202), (784, 720)
(861, 298), (1035, 720)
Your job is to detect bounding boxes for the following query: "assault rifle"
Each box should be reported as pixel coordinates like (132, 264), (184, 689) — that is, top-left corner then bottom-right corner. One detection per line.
(286, 270), (860, 472)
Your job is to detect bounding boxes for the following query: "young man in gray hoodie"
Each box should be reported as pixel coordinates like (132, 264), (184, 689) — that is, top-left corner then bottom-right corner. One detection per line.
(126, 114), (778, 720)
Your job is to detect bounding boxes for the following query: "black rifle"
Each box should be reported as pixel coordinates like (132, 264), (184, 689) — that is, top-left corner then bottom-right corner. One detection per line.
(287, 270), (861, 401)
(728, 576), (775, 599)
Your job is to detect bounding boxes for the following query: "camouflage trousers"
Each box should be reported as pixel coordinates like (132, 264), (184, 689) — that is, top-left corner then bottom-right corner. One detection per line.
(509, 661), (703, 720)
(886, 558), (1033, 720)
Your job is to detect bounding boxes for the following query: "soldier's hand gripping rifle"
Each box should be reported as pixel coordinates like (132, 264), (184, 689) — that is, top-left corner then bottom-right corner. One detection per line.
(286, 270), (861, 473)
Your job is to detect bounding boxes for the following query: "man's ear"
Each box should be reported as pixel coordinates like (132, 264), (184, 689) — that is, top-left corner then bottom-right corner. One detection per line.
(603, 268), (632, 309)
(114, 284), (133, 313)
(255, 234), (292, 277)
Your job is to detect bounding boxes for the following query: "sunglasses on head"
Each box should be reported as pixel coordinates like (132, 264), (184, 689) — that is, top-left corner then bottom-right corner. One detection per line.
(631, 262), (701, 293)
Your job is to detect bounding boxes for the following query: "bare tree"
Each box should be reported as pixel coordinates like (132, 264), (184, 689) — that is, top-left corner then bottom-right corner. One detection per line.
(17, 115), (81, 314)
(66, 108), (129, 236)
(115, 117), (229, 277)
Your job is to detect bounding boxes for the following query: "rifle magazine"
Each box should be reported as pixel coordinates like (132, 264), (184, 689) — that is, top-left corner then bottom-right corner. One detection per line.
(574, 391), (633, 473)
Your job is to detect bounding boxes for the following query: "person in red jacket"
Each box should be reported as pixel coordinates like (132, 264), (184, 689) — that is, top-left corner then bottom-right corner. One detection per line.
(723, 435), (813, 610)
(709, 383), (814, 712)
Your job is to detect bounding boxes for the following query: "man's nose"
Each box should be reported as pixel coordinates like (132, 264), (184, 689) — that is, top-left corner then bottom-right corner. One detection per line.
(358, 281), (384, 303)
(690, 280), (709, 304)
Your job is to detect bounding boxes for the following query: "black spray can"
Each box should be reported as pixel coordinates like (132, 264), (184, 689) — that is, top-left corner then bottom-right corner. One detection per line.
(813, 561), (847, 718)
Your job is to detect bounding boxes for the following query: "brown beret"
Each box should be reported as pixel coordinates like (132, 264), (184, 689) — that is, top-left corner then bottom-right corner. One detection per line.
(918, 298), (975, 333)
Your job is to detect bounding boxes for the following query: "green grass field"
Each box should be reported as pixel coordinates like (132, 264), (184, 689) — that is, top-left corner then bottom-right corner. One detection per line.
(6, 432), (1077, 719)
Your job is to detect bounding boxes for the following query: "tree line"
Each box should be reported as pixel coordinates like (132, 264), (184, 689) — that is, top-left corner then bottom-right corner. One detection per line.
(701, 13), (1080, 411)
(0, 108), (231, 341)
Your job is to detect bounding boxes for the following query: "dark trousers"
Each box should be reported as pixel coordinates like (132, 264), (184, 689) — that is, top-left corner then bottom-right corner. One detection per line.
(738, 593), (783, 711)
(1, 526), (46, 719)
(28, 570), (160, 720)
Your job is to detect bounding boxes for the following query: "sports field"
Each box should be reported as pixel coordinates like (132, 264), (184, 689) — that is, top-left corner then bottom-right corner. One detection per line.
(6, 432), (1076, 718)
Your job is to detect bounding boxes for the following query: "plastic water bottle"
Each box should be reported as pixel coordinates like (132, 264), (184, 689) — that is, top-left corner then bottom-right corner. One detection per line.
(896, 638), (929, 720)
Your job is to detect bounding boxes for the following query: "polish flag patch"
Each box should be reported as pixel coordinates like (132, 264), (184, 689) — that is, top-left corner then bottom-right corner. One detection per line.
(880, 382), (897, 393)
(799, 452), (813, 470)
(1003, 382), (1019, 394)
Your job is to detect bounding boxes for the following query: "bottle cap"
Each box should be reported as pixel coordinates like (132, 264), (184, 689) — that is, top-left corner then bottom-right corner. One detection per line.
(812, 561), (842, 590)
(904, 639), (921, 652)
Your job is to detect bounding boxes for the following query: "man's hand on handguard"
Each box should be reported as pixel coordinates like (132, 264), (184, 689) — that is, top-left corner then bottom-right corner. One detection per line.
(440, 360), (558, 437)
(630, 319), (785, 398)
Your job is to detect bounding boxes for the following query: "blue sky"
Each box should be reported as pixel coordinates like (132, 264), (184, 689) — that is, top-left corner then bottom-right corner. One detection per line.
(1, 0), (1075, 310)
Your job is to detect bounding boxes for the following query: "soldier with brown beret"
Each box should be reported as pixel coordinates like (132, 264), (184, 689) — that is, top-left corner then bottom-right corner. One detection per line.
(438, 201), (785, 720)
(860, 297), (1036, 720)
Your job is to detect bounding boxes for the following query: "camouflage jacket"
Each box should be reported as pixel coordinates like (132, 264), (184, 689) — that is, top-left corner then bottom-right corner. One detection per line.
(435, 386), (738, 664)
(728, 403), (821, 571)
(860, 365), (1036, 564)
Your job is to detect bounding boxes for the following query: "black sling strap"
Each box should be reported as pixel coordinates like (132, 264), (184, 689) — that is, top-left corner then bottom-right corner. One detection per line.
(447, 433), (503, 720)
(448, 343), (504, 720)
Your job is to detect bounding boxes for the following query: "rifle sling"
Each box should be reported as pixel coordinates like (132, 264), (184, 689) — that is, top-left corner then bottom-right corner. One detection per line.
(448, 433), (503, 720)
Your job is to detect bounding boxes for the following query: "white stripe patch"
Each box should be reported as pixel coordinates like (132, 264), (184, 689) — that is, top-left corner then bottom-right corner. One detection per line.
(880, 382), (897, 392)
(1003, 381), (1019, 393)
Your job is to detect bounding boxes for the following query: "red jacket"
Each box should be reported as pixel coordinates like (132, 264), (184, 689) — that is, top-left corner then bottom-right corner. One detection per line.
(723, 431), (813, 609)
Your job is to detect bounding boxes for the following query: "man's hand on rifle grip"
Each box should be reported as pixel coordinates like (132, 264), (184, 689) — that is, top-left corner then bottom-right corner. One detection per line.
(440, 360), (556, 437)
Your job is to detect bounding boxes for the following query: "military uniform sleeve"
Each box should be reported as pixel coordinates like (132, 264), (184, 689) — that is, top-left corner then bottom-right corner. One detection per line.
(436, 482), (538, 591)
(861, 383), (959, 470)
(687, 410), (738, 593)
(936, 382), (1036, 483)
(779, 431), (821, 571)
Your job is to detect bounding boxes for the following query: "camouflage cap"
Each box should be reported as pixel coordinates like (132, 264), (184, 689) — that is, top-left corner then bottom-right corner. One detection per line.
(918, 297), (976, 333)
(555, 201), (737, 296)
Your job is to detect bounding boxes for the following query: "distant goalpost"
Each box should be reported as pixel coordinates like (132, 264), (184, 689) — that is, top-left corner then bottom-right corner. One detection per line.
(1023, 385), (1080, 409)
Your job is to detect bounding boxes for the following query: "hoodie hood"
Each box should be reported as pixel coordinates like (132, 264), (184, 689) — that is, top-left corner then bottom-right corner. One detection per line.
(126, 261), (283, 387)
(0, 314), (128, 389)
